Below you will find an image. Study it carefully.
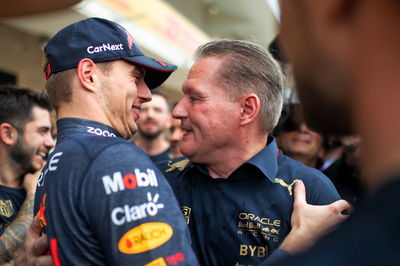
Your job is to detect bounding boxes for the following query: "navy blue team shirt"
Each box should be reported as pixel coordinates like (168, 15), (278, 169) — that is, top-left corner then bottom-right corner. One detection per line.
(158, 137), (341, 266)
(0, 186), (26, 235)
(262, 177), (400, 266)
(34, 118), (198, 266)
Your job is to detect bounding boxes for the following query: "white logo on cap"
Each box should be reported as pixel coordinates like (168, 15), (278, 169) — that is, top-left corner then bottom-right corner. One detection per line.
(87, 43), (124, 54)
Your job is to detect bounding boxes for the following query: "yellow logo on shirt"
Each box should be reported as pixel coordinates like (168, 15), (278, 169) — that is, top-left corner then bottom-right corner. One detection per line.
(118, 222), (173, 254)
(0, 200), (13, 218)
(274, 178), (299, 196)
(165, 159), (190, 173)
(145, 257), (167, 266)
(180, 206), (191, 224)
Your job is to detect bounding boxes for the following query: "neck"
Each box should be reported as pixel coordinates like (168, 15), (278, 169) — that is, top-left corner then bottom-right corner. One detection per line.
(135, 134), (169, 156)
(289, 154), (318, 168)
(206, 133), (268, 178)
(353, 2), (400, 192)
(0, 155), (24, 188)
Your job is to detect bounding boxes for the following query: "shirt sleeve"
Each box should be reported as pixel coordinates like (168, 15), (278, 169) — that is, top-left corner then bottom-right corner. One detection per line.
(302, 168), (341, 205)
(80, 143), (198, 265)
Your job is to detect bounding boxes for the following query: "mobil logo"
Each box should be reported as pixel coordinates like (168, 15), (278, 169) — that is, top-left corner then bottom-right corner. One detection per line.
(118, 222), (173, 254)
(102, 169), (158, 195)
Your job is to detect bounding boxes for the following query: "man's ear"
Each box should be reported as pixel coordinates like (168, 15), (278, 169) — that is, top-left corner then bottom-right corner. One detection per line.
(239, 93), (261, 127)
(76, 58), (98, 92)
(0, 123), (18, 146)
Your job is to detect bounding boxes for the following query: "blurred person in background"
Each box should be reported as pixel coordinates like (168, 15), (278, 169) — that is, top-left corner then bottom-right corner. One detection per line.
(275, 104), (324, 169)
(169, 114), (184, 158)
(135, 92), (173, 163)
(0, 85), (54, 264)
(319, 136), (344, 171)
(261, 0), (400, 265)
(323, 135), (364, 206)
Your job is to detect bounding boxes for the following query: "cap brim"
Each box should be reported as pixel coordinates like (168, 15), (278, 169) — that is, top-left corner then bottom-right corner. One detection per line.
(123, 56), (177, 89)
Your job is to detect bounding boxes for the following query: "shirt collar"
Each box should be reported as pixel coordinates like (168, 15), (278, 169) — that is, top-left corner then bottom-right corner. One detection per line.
(192, 136), (280, 182)
(246, 136), (280, 182)
(56, 117), (122, 139)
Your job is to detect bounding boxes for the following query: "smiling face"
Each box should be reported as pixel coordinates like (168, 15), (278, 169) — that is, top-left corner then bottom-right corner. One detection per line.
(172, 56), (241, 163)
(10, 106), (54, 173)
(277, 123), (323, 163)
(137, 94), (170, 140)
(99, 60), (151, 139)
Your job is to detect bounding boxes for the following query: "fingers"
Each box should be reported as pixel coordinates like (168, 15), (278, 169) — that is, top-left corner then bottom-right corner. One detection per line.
(34, 256), (53, 266)
(30, 215), (42, 236)
(293, 180), (306, 204)
(331, 199), (353, 215)
(32, 234), (49, 257)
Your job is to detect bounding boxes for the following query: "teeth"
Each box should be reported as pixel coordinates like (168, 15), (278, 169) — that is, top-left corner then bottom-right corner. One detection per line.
(38, 152), (47, 160)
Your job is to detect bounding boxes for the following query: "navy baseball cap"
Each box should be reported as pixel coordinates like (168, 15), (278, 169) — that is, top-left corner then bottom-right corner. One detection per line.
(44, 17), (177, 89)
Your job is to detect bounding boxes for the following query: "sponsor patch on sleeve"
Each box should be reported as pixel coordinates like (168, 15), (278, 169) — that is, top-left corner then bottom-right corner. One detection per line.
(118, 222), (173, 254)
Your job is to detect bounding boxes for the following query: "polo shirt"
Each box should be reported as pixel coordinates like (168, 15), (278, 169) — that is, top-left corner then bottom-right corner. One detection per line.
(158, 138), (340, 266)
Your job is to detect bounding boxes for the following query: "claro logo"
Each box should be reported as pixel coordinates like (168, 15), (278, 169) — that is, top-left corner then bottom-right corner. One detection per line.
(111, 192), (164, 226)
(102, 169), (158, 195)
(118, 222), (173, 254)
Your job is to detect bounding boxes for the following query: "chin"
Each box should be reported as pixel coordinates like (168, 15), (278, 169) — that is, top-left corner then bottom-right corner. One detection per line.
(180, 145), (194, 159)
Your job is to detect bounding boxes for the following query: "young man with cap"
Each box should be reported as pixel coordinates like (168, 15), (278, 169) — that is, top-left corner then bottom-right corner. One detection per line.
(33, 17), (198, 265)
(0, 86), (54, 264)
(158, 39), (344, 266)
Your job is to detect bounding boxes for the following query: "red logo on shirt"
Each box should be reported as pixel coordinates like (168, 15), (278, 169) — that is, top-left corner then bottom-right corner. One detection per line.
(38, 194), (47, 228)
(166, 251), (185, 265)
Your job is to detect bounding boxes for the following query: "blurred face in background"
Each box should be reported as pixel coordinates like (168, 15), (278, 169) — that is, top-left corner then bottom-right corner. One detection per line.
(169, 116), (183, 158)
(277, 122), (324, 167)
(137, 94), (171, 140)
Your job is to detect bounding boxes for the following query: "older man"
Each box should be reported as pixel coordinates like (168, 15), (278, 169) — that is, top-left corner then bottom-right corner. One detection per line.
(159, 39), (340, 266)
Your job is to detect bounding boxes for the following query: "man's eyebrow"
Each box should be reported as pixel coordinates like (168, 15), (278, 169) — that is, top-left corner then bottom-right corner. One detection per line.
(38, 126), (51, 131)
(133, 67), (145, 79)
